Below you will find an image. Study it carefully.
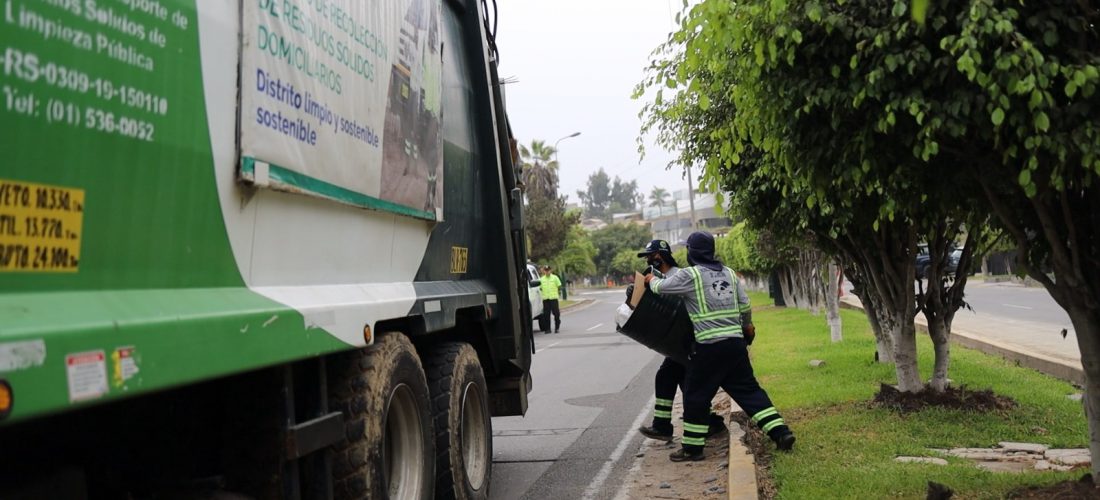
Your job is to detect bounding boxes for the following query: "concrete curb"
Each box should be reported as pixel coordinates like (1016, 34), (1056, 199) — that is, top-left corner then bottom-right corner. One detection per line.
(727, 406), (758, 500)
(560, 298), (594, 313)
(838, 300), (1085, 386)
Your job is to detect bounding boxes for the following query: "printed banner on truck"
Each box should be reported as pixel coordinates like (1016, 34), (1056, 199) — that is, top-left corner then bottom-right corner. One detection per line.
(240, 0), (444, 220)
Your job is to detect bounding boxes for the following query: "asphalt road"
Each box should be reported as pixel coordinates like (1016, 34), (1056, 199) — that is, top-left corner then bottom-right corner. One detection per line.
(489, 288), (659, 500)
(959, 281), (1075, 331)
(844, 278), (1076, 331)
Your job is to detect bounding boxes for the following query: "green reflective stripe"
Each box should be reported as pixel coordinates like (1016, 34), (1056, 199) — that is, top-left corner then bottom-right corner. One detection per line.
(740, 304), (752, 312)
(654, 410), (673, 418)
(752, 407), (778, 423)
(690, 310), (741, 321)
(682, 436), (706, 446)
(650, 278), (662, 294)
(683, 422), (710, 434)
(689, 268), (707, 314)
(725, 267), (739, 314)
(697, 325), (742, 341)
(655, 398), (674, 407)
(762, 418), (786, 433)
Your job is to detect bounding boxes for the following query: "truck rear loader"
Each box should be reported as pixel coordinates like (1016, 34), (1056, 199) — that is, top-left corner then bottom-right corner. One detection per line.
(0, 0), (536, 498)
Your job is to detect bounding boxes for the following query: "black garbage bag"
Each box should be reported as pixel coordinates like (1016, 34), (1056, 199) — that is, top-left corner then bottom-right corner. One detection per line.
(618, 289), (694, 364)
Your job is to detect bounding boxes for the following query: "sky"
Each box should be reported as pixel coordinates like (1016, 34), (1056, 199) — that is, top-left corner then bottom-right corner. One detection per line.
(495, 1), (691, 205)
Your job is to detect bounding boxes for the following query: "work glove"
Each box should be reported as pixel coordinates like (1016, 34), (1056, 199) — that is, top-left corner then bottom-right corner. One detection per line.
(744, 323), (756, 346)
(624, 284), (635, 302)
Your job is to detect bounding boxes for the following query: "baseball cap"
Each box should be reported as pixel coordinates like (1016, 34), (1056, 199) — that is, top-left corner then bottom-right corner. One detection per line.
(637, 239), (672, 257)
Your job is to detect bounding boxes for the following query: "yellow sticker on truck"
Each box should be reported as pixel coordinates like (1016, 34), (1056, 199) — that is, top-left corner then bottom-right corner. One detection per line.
(0, 179), (84, 272)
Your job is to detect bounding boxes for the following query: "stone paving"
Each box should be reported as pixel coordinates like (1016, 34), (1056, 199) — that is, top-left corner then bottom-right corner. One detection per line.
(896, 442), (1091, 473)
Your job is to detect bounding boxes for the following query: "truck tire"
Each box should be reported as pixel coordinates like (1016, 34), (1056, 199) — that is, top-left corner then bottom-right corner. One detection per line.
(425, 343), (492, 500)
(331, 332), (435, 499)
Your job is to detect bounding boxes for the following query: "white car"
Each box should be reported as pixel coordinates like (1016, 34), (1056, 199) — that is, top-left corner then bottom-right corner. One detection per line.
(526, 264), (544, 322)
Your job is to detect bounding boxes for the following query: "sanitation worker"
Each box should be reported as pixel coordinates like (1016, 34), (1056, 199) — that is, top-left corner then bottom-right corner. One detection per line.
(630, 240), (727, 442)
(540, 265), (563, 333)
(646, 232), (795, 461)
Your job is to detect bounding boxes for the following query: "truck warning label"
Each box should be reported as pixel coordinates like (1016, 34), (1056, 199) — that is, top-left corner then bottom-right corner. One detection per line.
(66, 350), (108, 402)
(0, 178), (84, 272)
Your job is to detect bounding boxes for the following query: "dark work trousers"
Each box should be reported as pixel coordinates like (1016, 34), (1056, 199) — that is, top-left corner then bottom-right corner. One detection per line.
(681, 338), (790, 453)
(651, 357), (723, 433)
(543, 299), (561, 331)
(651, 357), (686, 431)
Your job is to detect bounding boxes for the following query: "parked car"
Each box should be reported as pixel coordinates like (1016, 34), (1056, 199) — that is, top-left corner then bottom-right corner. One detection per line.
(915, 245), (962, 279)
(527, 263), (545, 322)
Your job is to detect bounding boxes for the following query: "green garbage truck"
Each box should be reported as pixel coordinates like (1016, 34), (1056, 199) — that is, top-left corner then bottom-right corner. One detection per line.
(0, 0), (536, 498)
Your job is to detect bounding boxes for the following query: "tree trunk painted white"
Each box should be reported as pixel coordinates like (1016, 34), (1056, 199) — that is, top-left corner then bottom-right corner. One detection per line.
(824, 262), (843, 342)
(777, 267), (794, 308)
(885, 313), (923, 392)
(928, 316), (951, 392)
(1068, 307), (1100, 480)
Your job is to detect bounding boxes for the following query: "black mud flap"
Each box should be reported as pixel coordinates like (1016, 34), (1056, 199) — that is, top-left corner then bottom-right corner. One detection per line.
(487, 372), (530, 416)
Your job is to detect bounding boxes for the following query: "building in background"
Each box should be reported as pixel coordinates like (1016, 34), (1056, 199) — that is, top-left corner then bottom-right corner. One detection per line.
(643, 189), (731, 246)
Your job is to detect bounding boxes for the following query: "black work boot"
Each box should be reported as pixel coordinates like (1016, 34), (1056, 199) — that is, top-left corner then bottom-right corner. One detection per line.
(638, 423), (674, 441)
(669, 448), (704, 462)
(772, 430), (796, 452)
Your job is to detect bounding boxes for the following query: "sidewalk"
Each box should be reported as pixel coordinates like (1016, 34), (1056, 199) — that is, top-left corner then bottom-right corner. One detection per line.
(838, 293), (1085, 386)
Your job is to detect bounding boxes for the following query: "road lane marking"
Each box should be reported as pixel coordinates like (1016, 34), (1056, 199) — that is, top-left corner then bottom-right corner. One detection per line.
(1003, 303), (1033, 310)
(581, 395), (654, 500)
(536, 341), (561, 353)
(586, 323), (604, 331)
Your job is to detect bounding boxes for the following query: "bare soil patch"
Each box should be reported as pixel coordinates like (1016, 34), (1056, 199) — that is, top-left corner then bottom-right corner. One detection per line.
(1006, 474), (1100, 499)
(616, 395), (734, 499)
(871, 383), (1017, 413)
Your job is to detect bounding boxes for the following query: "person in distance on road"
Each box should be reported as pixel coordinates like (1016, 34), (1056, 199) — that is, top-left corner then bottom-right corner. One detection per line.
(540, 265), (563, 333)
(646, 232), (795, 462)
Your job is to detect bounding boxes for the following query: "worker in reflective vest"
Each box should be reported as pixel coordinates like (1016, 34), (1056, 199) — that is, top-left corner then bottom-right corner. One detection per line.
(647, 232), (795, 461)
(632, 240), (727, 442)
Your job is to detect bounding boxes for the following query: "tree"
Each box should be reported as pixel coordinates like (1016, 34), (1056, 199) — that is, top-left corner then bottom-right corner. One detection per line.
(588, 224), (652, 275)
(519, 139), (575, 261)
(577, 169), (644, 220)
(643, 1), (1100, 473)
(649, 187), (670, 208)
(576, 168), (612, 221)
(636, 0), (990, 393)
(526, 195), (578, 261)
(609, 177), (643, 214)
(519, 140), (558, 200)
(609, 248), (642, 277)
(552, 225), (597, 278)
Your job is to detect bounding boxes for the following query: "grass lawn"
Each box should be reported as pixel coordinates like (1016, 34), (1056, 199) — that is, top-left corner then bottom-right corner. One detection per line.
(747, 292), (1088, 499)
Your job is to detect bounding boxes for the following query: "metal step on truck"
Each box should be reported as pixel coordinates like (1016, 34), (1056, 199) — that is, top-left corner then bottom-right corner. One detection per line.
(0, 0), (538, 498)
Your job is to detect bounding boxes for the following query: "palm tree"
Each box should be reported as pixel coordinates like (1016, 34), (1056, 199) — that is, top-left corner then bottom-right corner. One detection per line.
(649, 187), (670, 208)
(519, 140), (559, 200)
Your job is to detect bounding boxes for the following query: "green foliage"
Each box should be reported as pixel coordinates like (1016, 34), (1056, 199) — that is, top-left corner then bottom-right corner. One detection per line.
(526, 195), (579, 261)
(716, 222), (772, 275)
(588, 224), (652, 275)
(609, 248), (642, 276)
(518, 140), (559, 200)
(521, 138), (576, 261)
(649, 186), (671, 208)
(576, 168), (643, 221)
(551, 226), (597, 277)
(749, 292), (1087, 497)
(642, 0), (1100, 316)
(672, 247), (688, 268)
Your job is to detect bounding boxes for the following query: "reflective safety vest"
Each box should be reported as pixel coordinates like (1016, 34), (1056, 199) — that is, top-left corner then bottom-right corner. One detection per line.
(650, 265), (751, 343)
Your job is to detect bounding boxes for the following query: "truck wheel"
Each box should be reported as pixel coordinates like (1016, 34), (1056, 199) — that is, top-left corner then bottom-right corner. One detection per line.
(425, 343), (492, 500)
(331, 332), (434, 499)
